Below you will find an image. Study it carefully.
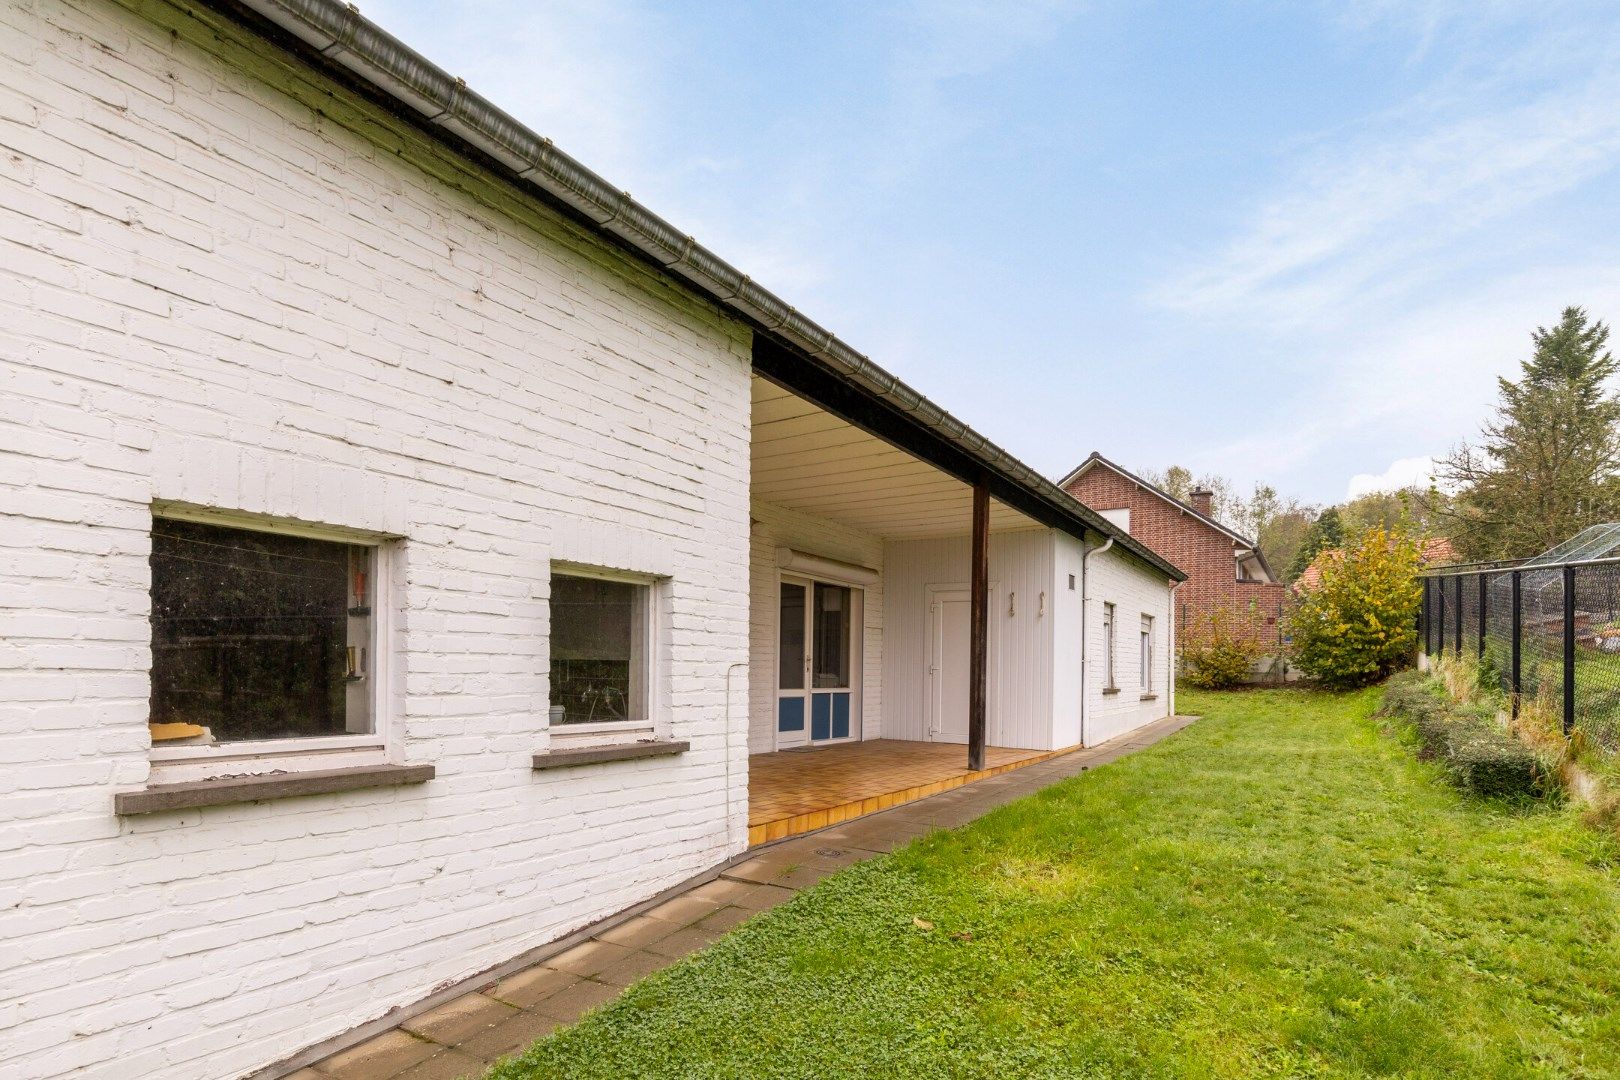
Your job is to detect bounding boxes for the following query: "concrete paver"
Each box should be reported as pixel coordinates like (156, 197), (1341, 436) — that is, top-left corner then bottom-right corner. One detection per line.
(399, 993), (516, 1046)
(487, 966), (579, 1009)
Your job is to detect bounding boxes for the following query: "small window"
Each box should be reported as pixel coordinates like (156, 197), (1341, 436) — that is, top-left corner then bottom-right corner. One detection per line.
(149, 517), (376, 745)
(1103, 602), (1117, 689)
(550, 571), (651, 725)
(1068, 574), (1076, 591)
(1140, 614), (1155, 691)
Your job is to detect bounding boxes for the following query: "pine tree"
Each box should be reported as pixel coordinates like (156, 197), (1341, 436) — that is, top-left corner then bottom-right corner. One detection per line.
(1286, 507), (1344, 582)
(1439, 307), (1620, 560)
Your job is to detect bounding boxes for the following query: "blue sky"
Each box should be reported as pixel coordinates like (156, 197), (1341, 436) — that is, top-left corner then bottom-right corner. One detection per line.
(363, 0), (1620, 505)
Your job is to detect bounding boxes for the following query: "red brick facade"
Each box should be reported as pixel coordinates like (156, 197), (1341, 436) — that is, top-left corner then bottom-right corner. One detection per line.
(1063, 456), (1288, 647)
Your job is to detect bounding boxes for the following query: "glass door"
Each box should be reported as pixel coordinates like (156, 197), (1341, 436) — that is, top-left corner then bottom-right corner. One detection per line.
(776, 576), (858, 747)
(810, 582), (853, 742)
(776, 578), (809, 747)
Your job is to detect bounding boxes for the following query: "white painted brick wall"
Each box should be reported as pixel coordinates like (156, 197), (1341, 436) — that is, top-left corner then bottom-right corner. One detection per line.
(0, 1), (751, 1076)
(747, 500), (884, 753)
(1084, 544), (1174, 745)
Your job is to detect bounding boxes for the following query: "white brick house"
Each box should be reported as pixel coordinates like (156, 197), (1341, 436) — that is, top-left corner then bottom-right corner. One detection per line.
(0, 1), (1184, 1077)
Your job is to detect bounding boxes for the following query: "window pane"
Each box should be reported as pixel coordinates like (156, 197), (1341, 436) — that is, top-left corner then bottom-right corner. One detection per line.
(779, 583), (805, 690)
(551, 574), (646, 724)
(149, 518), (372, 743)
(812, 583), (851, 689)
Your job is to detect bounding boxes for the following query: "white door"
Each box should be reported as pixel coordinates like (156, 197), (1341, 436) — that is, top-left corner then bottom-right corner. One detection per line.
(928, 589), (972, 743)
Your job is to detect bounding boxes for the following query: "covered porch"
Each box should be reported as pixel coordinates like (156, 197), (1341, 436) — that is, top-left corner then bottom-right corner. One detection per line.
(747, 332), (1081, 846)
(747, 738), (1065, 845)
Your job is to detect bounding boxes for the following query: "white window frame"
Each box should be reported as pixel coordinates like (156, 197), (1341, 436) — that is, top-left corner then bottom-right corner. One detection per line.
(547, 562), (662, 740)
(1103, 602), (1117, 690)
(1141, 614), (1155, 691)
(145, 504), (396, 779)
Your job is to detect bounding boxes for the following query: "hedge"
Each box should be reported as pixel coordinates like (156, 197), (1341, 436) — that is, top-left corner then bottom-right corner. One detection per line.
(1380, 671), (1550, 800)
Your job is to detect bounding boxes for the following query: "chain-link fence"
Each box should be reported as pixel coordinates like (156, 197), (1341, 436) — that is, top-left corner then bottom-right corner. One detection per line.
(1420, 559), (1620, 751)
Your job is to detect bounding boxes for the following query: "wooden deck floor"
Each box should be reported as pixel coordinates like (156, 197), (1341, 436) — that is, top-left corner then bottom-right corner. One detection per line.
(747, 739), (1062, 846)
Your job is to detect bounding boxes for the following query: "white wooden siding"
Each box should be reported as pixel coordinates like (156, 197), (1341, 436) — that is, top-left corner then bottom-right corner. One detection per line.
(882, 529), (1057, 750)
(1051, 531), (1087, 749)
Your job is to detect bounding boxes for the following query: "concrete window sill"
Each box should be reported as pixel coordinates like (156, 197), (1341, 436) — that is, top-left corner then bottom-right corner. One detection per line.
(1140, 693), (1158, 701)
(114, 763), (435, 815)
(532, 740), (689, 771)
(1101, 687), (1121, 696)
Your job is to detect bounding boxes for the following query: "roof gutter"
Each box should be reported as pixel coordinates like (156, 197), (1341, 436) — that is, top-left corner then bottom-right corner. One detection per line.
(206, 0), (1183, 584)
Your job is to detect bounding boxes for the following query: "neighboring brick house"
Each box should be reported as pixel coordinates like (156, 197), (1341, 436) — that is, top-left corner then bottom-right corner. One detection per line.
(1060, 453), (1289, 646)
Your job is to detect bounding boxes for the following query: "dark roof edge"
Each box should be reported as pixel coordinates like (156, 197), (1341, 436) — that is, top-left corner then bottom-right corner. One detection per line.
(196, 0), (1184, 582)
(1062, 452), (1264, 552)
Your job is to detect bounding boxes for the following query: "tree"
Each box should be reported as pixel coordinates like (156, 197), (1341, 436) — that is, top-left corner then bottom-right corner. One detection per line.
(1286, 507), (1344, 582)
(1259, 508), (1315, 582)
(1341, 487), (1444, 539)
(1437, 307), (1620, 561)
(1289, 526), (1423, 687)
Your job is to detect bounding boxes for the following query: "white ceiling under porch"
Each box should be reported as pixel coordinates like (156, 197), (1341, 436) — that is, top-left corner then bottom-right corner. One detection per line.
(751, 376), (1040, 540)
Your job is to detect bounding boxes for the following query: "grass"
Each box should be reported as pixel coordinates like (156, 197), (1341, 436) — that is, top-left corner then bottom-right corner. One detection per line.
(488, 688), (1620, 1079)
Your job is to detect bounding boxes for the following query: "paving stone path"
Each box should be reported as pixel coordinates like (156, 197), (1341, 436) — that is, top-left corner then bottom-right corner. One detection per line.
(293, 714), (1197, 1079)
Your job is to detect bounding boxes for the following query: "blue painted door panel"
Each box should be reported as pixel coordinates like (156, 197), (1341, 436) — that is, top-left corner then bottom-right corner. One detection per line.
(807, 691), (852, 742)
(778, 696), (805, 733)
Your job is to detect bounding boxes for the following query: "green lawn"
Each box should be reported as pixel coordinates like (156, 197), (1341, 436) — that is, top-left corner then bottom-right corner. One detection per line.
(490, 688), (1620, 1079)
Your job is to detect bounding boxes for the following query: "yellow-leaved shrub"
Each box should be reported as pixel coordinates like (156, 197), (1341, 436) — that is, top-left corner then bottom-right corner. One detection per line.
(1290, 527), (1423, 688)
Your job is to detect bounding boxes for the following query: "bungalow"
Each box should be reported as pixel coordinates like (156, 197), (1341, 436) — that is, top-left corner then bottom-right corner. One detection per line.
(0, 1), (1183, 1077)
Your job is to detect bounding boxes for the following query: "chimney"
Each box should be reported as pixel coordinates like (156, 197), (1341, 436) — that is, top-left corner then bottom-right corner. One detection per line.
(1189, 487), (1213, 516)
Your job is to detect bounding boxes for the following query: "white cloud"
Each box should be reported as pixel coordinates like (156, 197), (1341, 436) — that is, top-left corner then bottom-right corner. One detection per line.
(1155, 71), (1620, 329)
(1346, 456), (1436, 499)
(1150, 1), (1620, 333)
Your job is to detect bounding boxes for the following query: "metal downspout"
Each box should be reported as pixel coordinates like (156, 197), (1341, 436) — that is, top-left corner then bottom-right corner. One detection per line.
(1079, 534), (1114, 748)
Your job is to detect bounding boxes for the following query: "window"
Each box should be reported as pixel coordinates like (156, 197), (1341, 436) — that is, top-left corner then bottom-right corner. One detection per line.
(779, 583), (806, 691)
(1102, 602), (1116, 689)
(1140, 614), (1155, 691)
(550, 570), (651, 725)
(811, 583), (851, 689)
(149, 517), (376, 745)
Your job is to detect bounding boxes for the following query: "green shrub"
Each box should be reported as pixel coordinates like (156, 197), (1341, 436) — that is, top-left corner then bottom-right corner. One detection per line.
(1380, 671), (1550, 800)
(1290, 526), (1423, 688)
(1179, 606), (1267, 689)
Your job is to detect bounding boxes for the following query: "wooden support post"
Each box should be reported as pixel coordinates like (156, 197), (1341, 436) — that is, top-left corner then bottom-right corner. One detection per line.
(968, 477), (989, 773)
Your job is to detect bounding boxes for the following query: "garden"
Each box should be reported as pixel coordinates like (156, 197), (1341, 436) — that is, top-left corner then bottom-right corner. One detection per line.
(487, 686), (1620, 1079)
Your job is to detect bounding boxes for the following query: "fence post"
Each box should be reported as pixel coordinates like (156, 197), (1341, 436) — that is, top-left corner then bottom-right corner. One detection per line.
(1454, 575), (1464, 657)
(1477, 573), (1487, 659)
(1510, 570), (1522, 719)
(1562, 564), (1576, 737)
(1437, 576), (1446, 657)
